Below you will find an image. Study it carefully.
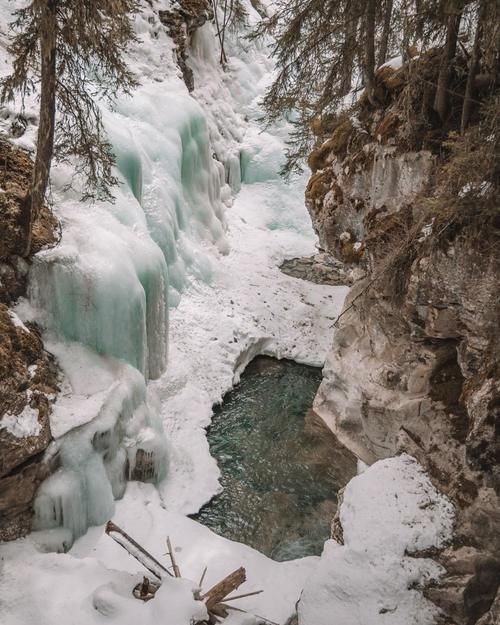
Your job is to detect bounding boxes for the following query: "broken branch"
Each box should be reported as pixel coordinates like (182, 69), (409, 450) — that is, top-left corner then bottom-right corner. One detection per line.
(224, 589), (263, 602)
(202, 566), (246, 610)
(105, 520), (172, 580)
(166, 536), (182, 578)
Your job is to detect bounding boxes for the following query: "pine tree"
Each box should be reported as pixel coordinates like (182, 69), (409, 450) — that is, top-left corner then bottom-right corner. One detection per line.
(256, 0), (392, 174)
(212, 0), (248, 65)
(1, 0), (139, 256)
(259, 0), (499, 175)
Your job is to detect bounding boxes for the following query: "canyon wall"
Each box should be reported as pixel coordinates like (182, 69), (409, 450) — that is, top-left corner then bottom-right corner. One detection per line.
(0, 138), (59, 540)
(306, 56), (499, 624)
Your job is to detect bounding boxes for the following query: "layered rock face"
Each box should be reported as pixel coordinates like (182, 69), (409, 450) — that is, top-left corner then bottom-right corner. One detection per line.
(0, 305), (59, 540)
(307, 58), (499, 624)
(0, 138), (59, 541)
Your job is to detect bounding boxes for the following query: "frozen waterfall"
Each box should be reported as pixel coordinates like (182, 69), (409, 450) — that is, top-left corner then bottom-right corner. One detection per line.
(25, 40), (237, 547)
(21, 0), (302, 550)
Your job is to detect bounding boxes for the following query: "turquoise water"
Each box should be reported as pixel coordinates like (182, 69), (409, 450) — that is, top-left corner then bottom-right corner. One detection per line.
(193, 357), (347, 561)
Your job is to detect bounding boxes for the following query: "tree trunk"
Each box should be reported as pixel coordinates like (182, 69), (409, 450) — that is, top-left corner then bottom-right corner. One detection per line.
(400, 0), (413, 63)
(363, 0), (377, 105)
(461, 3), (485, 133)
(340, 5), (359, 96)
(377, 0), (394, 67)
(434, 8), (462, 122)
(27, 0), (57, 256)
(213, 0), (228, 65)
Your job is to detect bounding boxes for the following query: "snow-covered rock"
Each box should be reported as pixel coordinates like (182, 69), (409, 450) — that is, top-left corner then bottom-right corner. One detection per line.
(298, 455), (454, 625)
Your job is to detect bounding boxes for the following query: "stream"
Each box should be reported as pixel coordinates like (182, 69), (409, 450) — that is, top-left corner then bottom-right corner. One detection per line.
(193, 356), (354, 561)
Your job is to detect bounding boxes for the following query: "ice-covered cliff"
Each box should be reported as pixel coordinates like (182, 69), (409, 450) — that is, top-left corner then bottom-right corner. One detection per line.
(304, 54), (499, 624)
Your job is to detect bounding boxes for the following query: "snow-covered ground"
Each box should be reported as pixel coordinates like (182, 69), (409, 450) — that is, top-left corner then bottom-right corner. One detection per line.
(299, 455), (455, 625)
(1, 481), (317, 625)
(0, 2), (454, 624)
(153, 172), (348, 513)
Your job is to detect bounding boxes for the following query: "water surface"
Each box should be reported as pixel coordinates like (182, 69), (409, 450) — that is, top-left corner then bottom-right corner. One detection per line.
(194, 357), (355, 560)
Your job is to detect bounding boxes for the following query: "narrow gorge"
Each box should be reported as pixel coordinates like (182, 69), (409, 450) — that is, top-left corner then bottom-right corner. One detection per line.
(0, 2), (498, 625)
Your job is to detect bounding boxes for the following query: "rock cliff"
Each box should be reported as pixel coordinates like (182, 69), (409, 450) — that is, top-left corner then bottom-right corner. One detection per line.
(0, 137), (59, 541)
(306, 53), (499, 624)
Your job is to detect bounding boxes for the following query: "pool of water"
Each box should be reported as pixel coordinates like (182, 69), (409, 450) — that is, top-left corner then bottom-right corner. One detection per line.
(193, 357), (356, 561)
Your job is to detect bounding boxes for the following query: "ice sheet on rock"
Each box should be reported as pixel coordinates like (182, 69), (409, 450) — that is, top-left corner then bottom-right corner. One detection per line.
(33, 349), (168, 546)
(240, 125), (286, 184)
(8, 309), (30, 332)
(45, 340), (124, 438)
(24, 53), (233, 381)
(27, 186), (169, 380)
(298, 455), (455, 625)
(108, 81), (230, 298)
(188, 9), (288, 191)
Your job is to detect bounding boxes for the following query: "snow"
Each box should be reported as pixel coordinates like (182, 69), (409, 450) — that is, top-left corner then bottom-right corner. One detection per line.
(298, 455), (455, 625)
(1, 482), (316, 625)
(418, 218), (435, 242)
(0, 539), (207, 625)
(8, 309), (29, 332)
(0, 403), (41, 438)
(379, 55), (403, 70)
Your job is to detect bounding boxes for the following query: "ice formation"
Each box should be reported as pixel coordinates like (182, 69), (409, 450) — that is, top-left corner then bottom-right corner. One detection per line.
(32, 343), (168, 544)
(28, 79), (231, 378)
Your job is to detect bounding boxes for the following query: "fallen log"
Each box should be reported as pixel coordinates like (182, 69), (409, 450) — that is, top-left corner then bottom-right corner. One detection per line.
(202, 567), (246, 611)
(105, 520), (172, 580)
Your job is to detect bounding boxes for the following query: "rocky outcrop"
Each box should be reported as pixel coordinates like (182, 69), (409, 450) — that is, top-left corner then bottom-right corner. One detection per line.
(0, 137), (59, 541)
(159, 0), (214, 91)
(307, 138), (434, 263)
(0, 137), (58, 304)
(0, 305), (59, 541)
(306, 55), (499, 624)
(280, 253), (354, 286)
